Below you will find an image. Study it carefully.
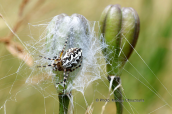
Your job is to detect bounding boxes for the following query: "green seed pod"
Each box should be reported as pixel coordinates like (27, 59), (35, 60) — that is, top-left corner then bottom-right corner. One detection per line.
(120, 7), (140, 68)
(100, 5), (140, 114)
(100, 5), (140, 76)
(100, 5), (122, 76)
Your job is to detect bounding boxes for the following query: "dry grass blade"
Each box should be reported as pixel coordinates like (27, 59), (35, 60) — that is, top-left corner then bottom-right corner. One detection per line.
(85, 102), (94, 114)
(0, 0), (46, 67)
(0, 13), (2, 18)
(5, 41), (33, 66)
(19, 0), (30, 16)
(7, 19), (23, 40)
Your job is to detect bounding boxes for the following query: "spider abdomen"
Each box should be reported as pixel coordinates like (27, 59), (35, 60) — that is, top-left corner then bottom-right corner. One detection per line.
(62, 48), (82, 70)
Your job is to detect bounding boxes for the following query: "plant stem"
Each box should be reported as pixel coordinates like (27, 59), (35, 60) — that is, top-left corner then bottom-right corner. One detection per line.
(108, 76), (123, 114)
(58, 93), (70, 114)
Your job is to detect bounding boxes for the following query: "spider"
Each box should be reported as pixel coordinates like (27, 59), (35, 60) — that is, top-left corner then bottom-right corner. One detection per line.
(37, 37), (83, 94)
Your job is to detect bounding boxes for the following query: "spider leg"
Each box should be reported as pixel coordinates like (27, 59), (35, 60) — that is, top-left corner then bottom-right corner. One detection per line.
(39, 55), (55, 60)
(37, 64), (55, 68)
(56, 82), (63, 86)
(56, 69), (69, 94)
(63, 70), (70, 94)
(70, 65), (81, 72)
(60, 37), (69, 58)
(53, 56), (57, 59)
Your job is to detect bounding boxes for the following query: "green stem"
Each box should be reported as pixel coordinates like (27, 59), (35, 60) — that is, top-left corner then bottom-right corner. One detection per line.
(108, 76), (123, 114)
(58, 93), (70, 114)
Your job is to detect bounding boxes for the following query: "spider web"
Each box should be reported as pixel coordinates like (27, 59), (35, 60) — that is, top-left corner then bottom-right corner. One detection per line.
(0, 13), (172, 114)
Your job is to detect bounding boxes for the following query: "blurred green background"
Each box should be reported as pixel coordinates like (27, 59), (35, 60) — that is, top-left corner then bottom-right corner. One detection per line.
(0, 0), (172, 114)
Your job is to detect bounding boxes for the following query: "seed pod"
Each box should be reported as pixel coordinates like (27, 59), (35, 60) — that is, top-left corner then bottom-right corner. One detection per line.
(46, 14), (90, 93)
(120, 7), (140, 68)
(46, 13), (67, 53)
(100, 5), (140, 75)
(100, 5), (122, 75)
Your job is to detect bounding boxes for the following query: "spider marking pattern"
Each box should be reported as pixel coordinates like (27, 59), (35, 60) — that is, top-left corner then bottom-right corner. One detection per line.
(38, 37), (82, 94)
